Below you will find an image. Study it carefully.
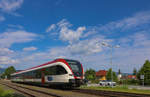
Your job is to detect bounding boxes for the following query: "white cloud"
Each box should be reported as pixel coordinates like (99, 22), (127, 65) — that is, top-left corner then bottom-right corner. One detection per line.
(82, 26), (98, 38)
(0, 0), (23, 12)
(0, 48), (14, 55)
(23, 46), (37, 51)
(59, 26), (86, 44)
(18, 37), (107, 68)
(68, 38), (102, 55)
(16, 51), (52, 69)
(94, 11), (150, 34)
(0, 30), (39, 66)
(58, 19), (86, 44)
(8, 24), (24, 29)
(49, 36), (111, 57)
(46, 24), (56, 32)
(132, 32), (150, 47)
(57, 19), (72, 28)
(119, 31), (150, 48)
(0, 15), (5, 22)
(0, 56), (18, 65)
(0, 30), (38, 48)
(47, 19), (86, 44)
(23, 52), (49, 61)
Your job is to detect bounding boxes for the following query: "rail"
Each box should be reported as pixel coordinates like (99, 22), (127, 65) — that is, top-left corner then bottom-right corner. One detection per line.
(0, 81), (62, 97)
(1, 81), (150, 97)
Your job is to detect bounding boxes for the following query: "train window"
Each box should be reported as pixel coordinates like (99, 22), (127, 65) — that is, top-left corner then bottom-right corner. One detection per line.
(19, 74), (22, 79)
(35, 69), (42, 78)
(56, 65), (67, 75)
(31, 71), (36, 78)
(45, 66), (57, 75)
(44, 65), (67, 76)
(66, 60), (83, 77)
(70, 65), (79, 72)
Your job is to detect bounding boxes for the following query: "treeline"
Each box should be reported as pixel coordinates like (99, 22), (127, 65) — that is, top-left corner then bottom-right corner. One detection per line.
(1, 66), (16, 79)
(85, 60), (150, 85)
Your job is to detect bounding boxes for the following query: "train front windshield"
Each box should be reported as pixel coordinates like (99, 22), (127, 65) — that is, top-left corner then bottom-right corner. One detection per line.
(66, 60), (83, 77)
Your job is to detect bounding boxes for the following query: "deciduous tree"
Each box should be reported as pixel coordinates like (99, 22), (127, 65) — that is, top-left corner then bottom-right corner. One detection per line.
(106, 68), (118, 82)
(137, 60), (150, 85)
(85, 69), (96, 81)
(2, 66), (16, 79)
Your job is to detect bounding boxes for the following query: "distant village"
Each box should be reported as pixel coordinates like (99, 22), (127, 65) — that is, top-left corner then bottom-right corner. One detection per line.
(96, 70), (136, 81)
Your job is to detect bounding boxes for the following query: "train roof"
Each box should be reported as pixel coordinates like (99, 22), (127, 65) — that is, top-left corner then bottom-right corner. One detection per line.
(11, 58), (79, 75)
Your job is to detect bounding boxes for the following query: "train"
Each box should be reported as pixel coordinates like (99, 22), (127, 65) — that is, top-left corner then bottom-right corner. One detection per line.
(10, 58), (84, 88)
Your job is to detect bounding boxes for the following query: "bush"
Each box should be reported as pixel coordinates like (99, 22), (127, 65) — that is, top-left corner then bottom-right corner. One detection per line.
(91, 79), (99, 83)
(120, 79), (139, 85)
(85, 69), (96, 81)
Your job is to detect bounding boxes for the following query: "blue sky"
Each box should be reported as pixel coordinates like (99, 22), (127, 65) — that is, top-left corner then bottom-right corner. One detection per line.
(0, 0), (150, 73)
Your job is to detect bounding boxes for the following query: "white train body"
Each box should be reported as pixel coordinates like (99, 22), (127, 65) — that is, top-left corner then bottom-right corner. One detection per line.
(11, 59), (84, 87)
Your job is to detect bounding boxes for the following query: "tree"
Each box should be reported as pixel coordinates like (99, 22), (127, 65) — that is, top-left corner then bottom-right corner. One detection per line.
(133, 68), (137, 76)
(85, 69), (96, 81)
(106, 68), (118, 82)
(2, 66), (16, 79)
(137, 60), (150, 85)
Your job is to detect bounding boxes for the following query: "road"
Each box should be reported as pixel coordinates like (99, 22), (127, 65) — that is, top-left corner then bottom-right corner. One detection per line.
(129, 85), (150, 90)
(87, 83), (150, 90)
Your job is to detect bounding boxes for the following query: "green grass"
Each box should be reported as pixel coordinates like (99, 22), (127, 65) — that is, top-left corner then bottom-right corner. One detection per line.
(80, 85), (150, 95)
(0, 86), (14, 97)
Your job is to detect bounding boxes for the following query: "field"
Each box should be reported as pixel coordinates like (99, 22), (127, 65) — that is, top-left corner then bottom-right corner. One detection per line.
(80, 85), (150, 95)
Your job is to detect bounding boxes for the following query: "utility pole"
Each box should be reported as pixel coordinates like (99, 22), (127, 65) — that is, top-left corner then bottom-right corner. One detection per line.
(110, 45), (113, 87)
(101, 42), (120, 87)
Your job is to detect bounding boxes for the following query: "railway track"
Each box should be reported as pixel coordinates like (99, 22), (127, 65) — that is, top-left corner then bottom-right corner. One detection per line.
(0, 81), (100, 97)
(1, 81), (150, 97)
(72, 89), (150, 97)
(0, 82), (62, 97)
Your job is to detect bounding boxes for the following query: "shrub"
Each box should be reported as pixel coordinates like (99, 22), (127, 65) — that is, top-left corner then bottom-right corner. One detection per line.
(120, 79), (139, 85)
(91, 79), (99, 83)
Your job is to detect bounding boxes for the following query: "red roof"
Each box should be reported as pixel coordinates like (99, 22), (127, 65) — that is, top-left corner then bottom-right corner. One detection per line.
(96, 70), (107, 76)
(127, 75), (136, 79)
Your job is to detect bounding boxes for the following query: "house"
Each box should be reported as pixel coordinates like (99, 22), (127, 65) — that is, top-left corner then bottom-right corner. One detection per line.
(127, 75), (136, 79)
(120, 74), (137, 80)
(96, 70), (107, 81)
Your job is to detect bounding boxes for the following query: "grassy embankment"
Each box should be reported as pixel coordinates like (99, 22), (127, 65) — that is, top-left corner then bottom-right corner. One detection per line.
(80, 85), (150, 95)
(0, 85), (14, 97)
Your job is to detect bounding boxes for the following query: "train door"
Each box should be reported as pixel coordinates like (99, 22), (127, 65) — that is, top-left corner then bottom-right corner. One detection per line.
(41, 69), (45, 84)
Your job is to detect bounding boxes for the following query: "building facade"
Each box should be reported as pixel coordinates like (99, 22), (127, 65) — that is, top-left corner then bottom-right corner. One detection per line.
(96, 70), (107, 81)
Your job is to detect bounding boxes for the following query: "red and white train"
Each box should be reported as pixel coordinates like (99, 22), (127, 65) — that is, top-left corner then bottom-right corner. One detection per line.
(11, 59), (84, 87)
